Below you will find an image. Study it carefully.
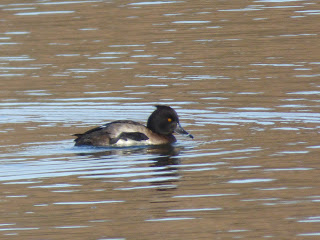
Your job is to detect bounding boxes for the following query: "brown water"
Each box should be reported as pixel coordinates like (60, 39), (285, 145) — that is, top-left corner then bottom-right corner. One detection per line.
(1, 0), (320, 239)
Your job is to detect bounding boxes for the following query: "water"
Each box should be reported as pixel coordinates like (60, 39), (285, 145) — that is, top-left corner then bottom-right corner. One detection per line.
(1, 0), (320, 239)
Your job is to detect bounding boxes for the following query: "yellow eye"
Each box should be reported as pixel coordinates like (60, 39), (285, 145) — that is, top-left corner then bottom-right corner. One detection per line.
(168, 118), (172, 122)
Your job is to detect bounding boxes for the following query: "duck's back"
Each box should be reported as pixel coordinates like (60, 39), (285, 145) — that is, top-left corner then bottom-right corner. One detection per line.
(74, 120), (175, 147)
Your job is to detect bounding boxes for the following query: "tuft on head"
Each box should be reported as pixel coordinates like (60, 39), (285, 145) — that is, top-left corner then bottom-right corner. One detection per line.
(154, 105), (173, 110)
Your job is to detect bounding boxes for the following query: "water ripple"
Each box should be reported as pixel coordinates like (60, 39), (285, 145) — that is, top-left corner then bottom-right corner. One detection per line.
(228, 179), (276, 184)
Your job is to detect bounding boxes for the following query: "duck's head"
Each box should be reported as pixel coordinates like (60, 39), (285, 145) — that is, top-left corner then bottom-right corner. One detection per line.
(147, 105), (193, 138)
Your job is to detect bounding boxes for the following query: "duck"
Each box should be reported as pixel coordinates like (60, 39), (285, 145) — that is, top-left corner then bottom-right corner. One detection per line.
(74, 105), (193, 147)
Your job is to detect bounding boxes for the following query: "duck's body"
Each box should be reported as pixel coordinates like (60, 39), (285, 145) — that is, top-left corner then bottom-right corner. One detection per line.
(74, 105), (193, 147)
(74, 120), (176, 146)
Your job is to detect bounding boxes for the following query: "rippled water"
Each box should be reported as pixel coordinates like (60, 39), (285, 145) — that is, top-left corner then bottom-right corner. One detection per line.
(1, 0), (320, 239)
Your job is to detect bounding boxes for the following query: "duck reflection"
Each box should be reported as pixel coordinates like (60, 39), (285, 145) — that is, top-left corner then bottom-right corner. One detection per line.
(76, 144), (179, 158)
(75, 144), (183, 191)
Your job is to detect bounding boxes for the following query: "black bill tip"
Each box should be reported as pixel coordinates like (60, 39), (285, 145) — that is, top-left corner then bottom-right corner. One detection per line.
(175, 123), (194, 139)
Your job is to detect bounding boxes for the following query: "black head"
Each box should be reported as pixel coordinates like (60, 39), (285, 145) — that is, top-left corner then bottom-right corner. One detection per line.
(147, 105), (193, 138)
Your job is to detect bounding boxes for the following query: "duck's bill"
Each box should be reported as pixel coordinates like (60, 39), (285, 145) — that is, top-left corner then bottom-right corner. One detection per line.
(175, 123), (194, 139)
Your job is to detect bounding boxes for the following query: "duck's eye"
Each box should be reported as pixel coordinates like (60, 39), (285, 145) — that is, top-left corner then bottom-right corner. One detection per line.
(167, 118), (172, 122)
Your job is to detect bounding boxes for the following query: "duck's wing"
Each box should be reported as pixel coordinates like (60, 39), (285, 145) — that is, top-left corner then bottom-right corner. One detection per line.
(74, 127), (111, 146)
(105, 121), (150, 145)
(109, 132), (149, 145)
(74, 120), (149, 146)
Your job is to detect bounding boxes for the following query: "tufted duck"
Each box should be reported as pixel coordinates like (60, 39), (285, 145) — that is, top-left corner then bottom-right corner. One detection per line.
(74, 105), (193, 147)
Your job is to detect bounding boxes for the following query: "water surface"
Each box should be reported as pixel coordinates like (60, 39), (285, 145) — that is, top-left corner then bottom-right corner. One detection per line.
(1, 0), (320, 239)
